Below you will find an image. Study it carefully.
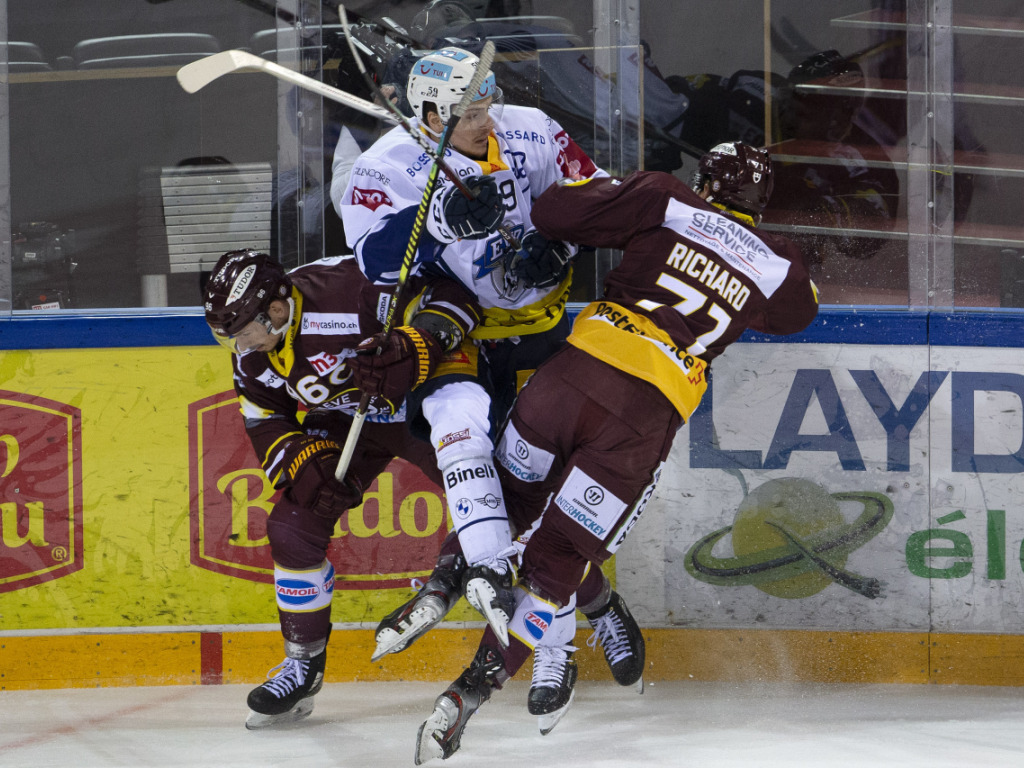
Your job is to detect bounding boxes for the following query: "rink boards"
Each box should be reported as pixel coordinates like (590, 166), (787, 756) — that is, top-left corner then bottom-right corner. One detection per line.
(3, 308), (1024, 688)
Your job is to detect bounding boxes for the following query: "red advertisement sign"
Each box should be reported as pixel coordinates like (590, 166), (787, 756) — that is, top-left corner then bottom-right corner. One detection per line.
(0, 391), (84, 593)
(188, 392), (449, 588)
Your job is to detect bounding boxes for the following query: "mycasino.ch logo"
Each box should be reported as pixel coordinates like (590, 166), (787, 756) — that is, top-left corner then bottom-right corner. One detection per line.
(685, 478), (894, 599)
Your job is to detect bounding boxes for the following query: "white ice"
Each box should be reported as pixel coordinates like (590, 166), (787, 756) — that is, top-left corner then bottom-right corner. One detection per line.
(2, 680), (1022, 767)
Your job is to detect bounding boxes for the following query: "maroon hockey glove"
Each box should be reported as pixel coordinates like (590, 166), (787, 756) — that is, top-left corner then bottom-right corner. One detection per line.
(282, 435), (362, 518)
(507, 231), (573, 289)
(350, 326), (443, 401)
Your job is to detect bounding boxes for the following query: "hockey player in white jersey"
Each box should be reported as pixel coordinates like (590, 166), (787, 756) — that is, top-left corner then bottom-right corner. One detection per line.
(339, 47), (641, 732)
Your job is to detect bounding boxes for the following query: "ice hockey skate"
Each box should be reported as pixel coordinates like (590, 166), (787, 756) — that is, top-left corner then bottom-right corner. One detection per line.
(462, 556), (517, 647)
(245, 650), (326, 729)
(585, 590), (645, 692)
(372, 553), (465, 662)
(528, 643), (577, 735)
(414, 646), (504, 764)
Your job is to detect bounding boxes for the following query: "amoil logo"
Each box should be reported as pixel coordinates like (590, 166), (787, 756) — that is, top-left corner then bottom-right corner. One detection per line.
(188, 392), (449, 588)
(0, 391), (84, 593)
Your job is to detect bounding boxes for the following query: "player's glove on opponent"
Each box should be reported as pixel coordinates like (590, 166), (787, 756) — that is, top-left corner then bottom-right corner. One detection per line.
(350, 326), (443, 401)
(280, 435), (362, 518)
(507, 231), (574, 289)
(428, 175), (505, 241)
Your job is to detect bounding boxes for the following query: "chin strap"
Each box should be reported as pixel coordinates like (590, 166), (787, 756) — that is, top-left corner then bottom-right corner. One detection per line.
(271, 296), (296, 340)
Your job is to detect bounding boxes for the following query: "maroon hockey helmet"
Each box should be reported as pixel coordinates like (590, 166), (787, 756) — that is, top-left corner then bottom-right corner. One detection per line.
(204, 249), (291, 337)
(693, 141), (774, 220)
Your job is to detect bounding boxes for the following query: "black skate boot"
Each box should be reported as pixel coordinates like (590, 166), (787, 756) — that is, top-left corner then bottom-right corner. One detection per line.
(462, 555), (517, 647)
(245, 649), (326, 729)
(528, 643), (578, 735)
(584, 590), (645, 692)
(373, 552), (466, 662)
(414, 645), (507, 764)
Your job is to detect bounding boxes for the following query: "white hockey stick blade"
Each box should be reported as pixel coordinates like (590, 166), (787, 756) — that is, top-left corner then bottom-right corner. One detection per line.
(176, 50), (254, 93)
(177, 49), (398, 124)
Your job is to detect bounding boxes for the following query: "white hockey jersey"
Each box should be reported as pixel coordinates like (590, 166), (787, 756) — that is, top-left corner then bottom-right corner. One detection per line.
(340, 105), (604, 339)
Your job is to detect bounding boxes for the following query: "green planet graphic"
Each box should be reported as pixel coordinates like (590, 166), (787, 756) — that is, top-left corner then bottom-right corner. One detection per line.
(685, 478), (894, 599)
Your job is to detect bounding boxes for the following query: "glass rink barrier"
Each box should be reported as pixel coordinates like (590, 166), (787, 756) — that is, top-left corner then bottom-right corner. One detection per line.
(3, 3), (1024, 765)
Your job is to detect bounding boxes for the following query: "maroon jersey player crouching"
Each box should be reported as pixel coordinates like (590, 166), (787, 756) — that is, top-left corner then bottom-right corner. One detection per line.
(413, 142), (819, 764)
(203, 249), (480, 729)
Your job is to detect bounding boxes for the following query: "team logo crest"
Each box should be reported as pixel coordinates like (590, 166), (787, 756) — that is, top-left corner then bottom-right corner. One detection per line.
(524, 610), (553, 641)
(188, 391), (448, 588)
(352, 187), (394, 212)
(0, 391), (84, 593)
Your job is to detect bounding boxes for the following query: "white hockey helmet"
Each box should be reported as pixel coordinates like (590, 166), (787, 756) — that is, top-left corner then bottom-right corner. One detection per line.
(406, 47), (502, 125)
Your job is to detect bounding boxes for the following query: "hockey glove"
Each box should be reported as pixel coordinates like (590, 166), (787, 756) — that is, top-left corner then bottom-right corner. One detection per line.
(349, 326), (444, 401)
(281, 435), (362, 519)
(431, 175), (505, 241)
(507, 231), (574, 289)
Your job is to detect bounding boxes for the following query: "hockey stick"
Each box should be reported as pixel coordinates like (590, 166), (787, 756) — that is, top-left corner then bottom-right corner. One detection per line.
(333, 31), (497, 482)
(337, 5), (525, 255)
(176, 39), (524, 255)
(176, 49), (399, 124)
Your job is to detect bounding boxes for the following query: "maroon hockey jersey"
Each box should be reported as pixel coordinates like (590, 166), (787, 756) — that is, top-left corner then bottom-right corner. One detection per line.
(231, 255), (480, 479)
(532, 172), (818, 418)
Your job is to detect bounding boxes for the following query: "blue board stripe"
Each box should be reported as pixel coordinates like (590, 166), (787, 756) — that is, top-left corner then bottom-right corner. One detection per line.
(0, 306), (1021, 350)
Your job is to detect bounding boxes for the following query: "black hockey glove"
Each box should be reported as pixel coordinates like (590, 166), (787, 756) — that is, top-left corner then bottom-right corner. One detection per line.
(433, 175), (505, 240)
(507, 231), (574, 289)
(280, 435), (362, 519)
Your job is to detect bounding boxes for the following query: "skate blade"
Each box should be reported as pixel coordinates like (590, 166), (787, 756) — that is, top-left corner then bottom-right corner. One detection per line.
(244, 697), (315, 730)
(413, 709), (448, 765)
(372, 605), (440, 662)
(538, 688), (575, 735)
(633, 675), (644, 695)
(464, 581), (510, 648)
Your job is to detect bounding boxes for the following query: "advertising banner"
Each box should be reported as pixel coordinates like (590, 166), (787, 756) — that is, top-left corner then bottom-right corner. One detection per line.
(0, 347), (452, 631)
(4, 335), (1024, 637)
(617, 342), (1024, 633)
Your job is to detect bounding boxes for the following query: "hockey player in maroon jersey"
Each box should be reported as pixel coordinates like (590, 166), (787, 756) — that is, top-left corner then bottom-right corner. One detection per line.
(343, 45), (646, 736)
(203, 249), (480, 729)
(413, 142), (819, 764)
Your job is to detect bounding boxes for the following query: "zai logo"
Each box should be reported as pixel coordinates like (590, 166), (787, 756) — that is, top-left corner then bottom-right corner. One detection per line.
(352, 187), (394, 212)
(276, 578), (321, 607)
(584, 486), (605, 506)
(524, 610), (553, 642)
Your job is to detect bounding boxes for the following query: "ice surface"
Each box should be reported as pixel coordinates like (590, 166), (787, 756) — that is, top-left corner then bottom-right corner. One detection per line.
(2, 680), (1022, 767)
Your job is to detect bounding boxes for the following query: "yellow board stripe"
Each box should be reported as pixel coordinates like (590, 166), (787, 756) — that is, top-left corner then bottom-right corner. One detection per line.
(5, 629), (1024, 689)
